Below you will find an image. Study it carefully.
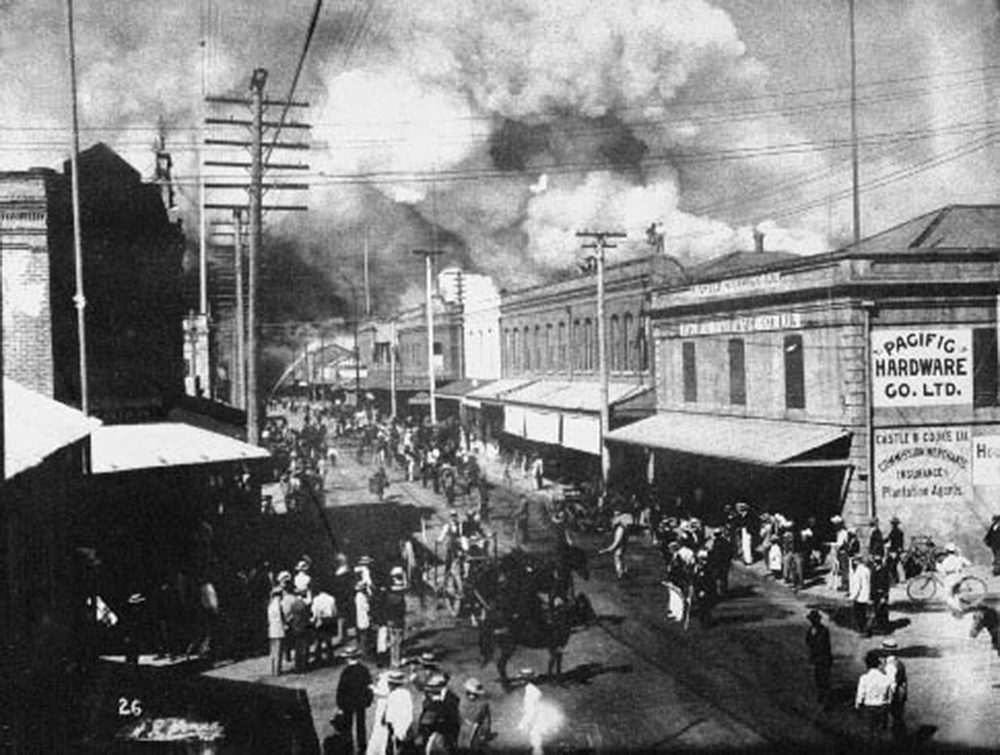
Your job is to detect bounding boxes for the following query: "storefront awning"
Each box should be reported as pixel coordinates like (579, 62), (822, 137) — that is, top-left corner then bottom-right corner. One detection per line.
(605, 412), (851, 467)
(6, 378), (102, 479)
(465, 378), (537, 404)
(91, 423), (270, 474)
(501, 379), (652, 413)
(437, 378), (494, 400)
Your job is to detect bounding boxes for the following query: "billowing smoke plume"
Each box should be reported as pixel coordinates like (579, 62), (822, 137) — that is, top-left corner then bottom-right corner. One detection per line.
(4, 0), (999, 318)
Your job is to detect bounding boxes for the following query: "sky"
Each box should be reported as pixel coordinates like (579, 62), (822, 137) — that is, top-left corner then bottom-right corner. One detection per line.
(3, 0), (999, 314)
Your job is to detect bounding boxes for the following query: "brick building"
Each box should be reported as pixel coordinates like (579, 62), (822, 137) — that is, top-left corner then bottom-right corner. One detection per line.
(0, 144), (186, 421)
(481, 255), (684, 483)
(608, 206), (1000, 559)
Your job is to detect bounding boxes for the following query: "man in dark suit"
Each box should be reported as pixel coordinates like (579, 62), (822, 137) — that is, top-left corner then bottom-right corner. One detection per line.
(336, 645), (373, 753)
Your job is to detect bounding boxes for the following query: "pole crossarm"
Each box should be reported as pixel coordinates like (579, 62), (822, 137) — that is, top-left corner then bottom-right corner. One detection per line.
(205, 95), (310, 107)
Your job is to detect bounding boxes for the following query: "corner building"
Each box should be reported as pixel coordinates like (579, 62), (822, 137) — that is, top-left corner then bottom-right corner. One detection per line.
(607, 206), (1000, 559)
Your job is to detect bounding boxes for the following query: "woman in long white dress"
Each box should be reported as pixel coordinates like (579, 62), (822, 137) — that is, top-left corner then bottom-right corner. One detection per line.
(366, 673), (391, 755)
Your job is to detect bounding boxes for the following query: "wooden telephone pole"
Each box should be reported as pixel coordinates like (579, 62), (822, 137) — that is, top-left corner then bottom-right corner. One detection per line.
(204, 69), (310, 443)
(577, 230), (626, 487)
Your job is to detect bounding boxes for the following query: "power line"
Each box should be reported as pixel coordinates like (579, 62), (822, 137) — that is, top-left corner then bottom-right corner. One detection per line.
(265, 0), (325, 164)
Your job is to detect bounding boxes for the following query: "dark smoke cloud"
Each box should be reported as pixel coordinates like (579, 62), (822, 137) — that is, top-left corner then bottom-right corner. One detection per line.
(6, 0), (1000, 320)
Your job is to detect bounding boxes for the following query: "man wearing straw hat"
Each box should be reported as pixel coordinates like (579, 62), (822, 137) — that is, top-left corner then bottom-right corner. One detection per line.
(384, 670), (414, 753)
(881, 639), (908, 743)
(458, 677), (492, 751)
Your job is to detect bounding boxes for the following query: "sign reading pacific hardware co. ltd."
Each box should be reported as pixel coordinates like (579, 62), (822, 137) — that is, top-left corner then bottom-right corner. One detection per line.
(871, 328), (972, 407)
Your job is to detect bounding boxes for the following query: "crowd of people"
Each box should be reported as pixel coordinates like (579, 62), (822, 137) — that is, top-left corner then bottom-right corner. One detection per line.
(264, 549), (415, 677)
(325, 645), (495, 755)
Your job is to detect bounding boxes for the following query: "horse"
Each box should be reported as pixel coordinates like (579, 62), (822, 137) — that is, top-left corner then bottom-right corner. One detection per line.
(478, 590), (573, 688)
(967, 603), (1000, 655)
(497, 544), (590, 609)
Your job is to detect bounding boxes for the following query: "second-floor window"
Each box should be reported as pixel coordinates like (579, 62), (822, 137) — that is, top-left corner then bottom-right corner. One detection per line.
(784, 335), (805, 409)
(623, 312), (633, 371)
(729, 338), (746, 405)
(558, 322), (566, 371)
(974, 327), (999, 407)
(682, 341), (697, 402)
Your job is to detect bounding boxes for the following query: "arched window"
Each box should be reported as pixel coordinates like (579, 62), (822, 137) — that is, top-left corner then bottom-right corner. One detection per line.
(511, 328), (519, 372)
(610, 314), (621, 371)
(623, 312), (633, 371)
(503, 328), (509, 372)
(557, 321), (566, 371)
(570, 320), (583, 370)
(534, 325), (541, 372)
(545, 323), (553, 370)
(584, 318), (594, 371)
(523, 325), (531, 371)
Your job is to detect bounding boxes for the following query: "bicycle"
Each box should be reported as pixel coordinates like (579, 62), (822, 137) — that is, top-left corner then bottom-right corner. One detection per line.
(905, 569), (987, 605)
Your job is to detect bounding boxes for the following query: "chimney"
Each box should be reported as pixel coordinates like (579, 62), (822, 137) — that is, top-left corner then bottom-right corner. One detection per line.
(753, 228), (765, 253)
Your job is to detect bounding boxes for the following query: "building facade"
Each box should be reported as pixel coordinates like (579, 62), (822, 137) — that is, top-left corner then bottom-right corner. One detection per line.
(608, 206), (1000, 558)
(487, 255), (685, 482)
(0, 144), (186, 422)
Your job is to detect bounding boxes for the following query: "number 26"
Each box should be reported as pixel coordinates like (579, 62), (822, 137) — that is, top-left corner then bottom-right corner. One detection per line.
(118, 697), (142, 717)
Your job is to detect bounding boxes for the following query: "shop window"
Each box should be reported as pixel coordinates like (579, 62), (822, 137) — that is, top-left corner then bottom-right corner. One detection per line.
(974, 327), (999, 407)
(729, 338), (746, 405)
(682, 341), (697, 402)
(784, 335), (805, 409)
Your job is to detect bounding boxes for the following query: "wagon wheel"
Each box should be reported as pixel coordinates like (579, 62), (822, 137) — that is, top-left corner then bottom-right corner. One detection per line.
(443, 569), (464, 616)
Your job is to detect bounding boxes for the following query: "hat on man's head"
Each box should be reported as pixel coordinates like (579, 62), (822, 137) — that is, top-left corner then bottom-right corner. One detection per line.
(830, 515), (843, 524)
(890, 516), (901, 524)
(419, 651), (437, 666)
(388, 670), (407, 686)
(358, 555), (373, 566)
(277, 570), (292, 584)
(295, 559), (310, 572)
(881, 639), (898, 651)
(806, 609), (823, 624)
(341, 644), (361, 659)
(464, 678), (484, 695)
(424, 673), (448, 691)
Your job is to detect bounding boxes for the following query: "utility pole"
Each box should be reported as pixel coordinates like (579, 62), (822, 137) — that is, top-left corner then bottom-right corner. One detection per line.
(204, 72), (310, 441)
(389, 319), (398, 419)
(577, 230), (626, 488)
(246, 68), (266, 445)
(233, 209), (246, 409)
(65, 0), (88, 414)
(849, 0), (861, 248)
(363, 232), (372, 317)
(413, 249), (443, 424)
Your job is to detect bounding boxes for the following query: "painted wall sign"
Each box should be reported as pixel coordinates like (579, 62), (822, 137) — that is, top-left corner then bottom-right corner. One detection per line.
(874, 426), (971, 505)
(973, 434), (1000, 486)
(871, 328), (972, 407)
(690, 271), (782, 298)
(677, 312), (802, 337)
